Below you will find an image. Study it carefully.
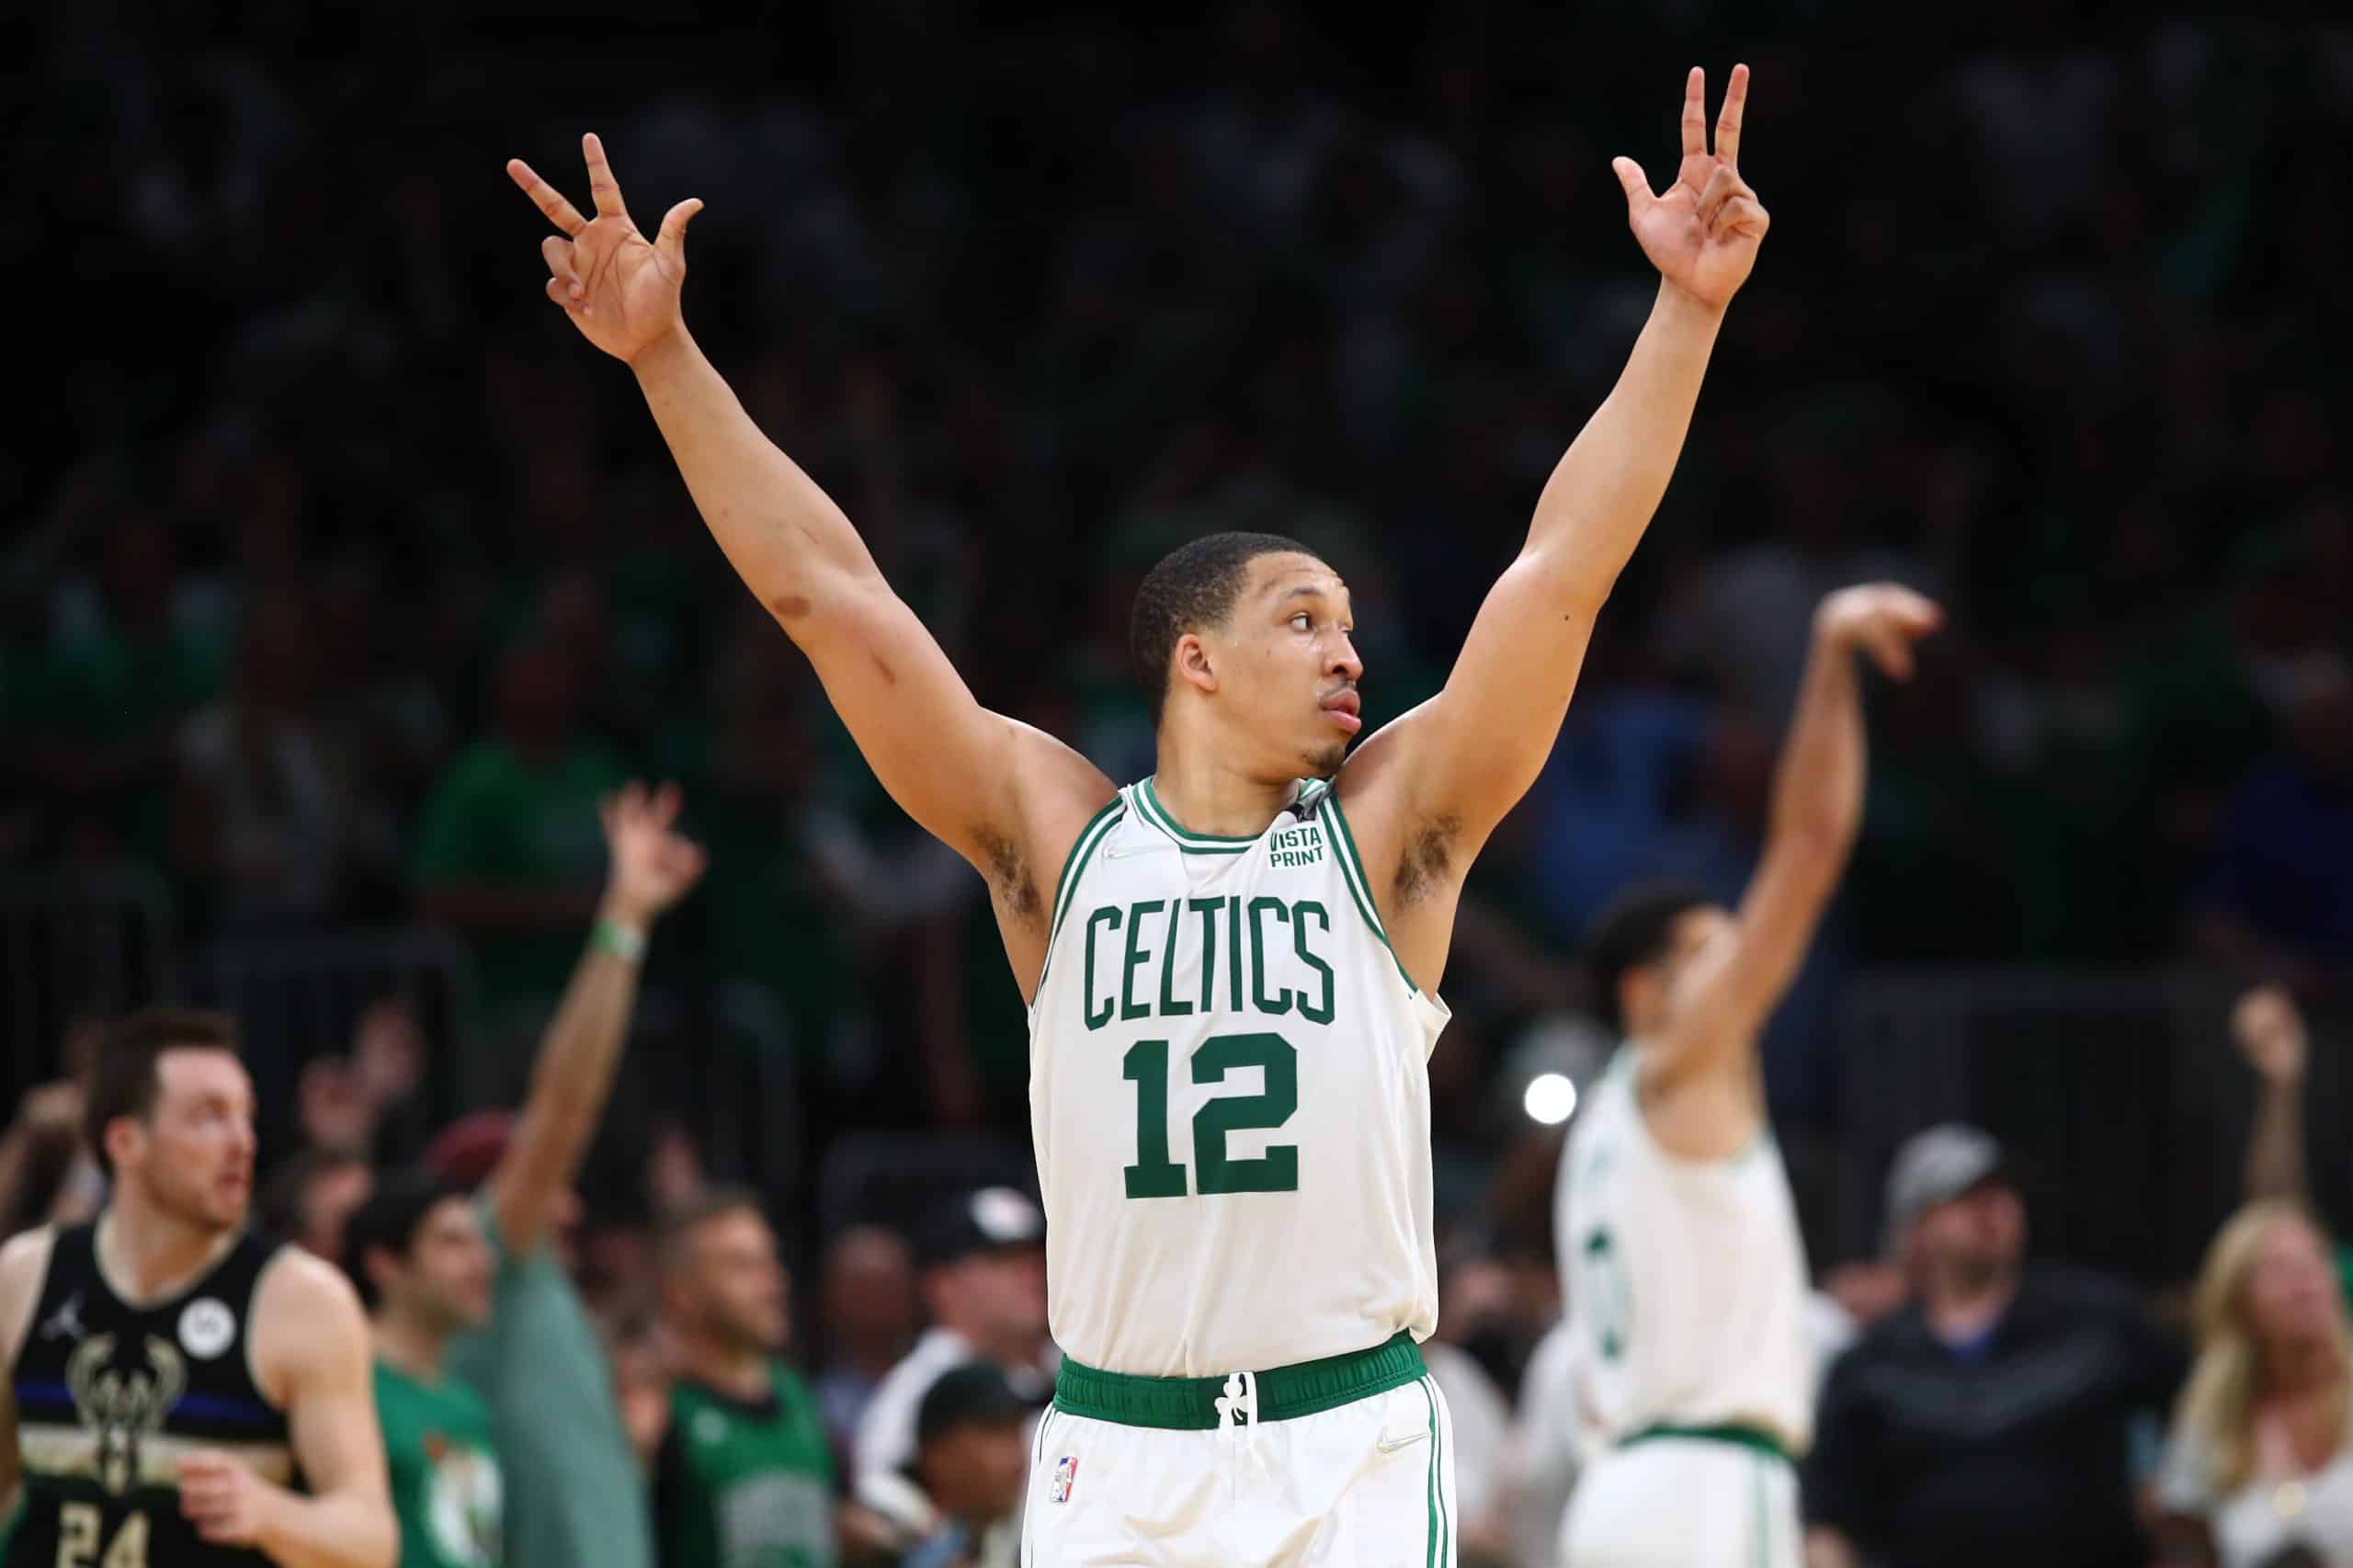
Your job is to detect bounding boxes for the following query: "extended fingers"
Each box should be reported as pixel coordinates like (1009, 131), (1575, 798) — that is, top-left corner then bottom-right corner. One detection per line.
(507, 158), (587, 237)
(1714, 62), (1749, 168)
(1680, 67), (1707, 159)
(582, 132), (630, 220)
(1611, 156), (1655, 212)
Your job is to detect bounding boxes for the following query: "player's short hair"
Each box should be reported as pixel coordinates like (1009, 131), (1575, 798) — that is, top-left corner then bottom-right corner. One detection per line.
(1582, 881), (1716, 1036)
(83, 1007), (240, 1177)
(654, 1184), (768, 1277)
(341, 1167), (467, 1311)
(1130, 531), (1320, 728)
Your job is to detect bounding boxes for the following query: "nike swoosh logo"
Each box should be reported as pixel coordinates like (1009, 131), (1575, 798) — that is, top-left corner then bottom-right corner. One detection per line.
(1376, 1431), (1429, 1454)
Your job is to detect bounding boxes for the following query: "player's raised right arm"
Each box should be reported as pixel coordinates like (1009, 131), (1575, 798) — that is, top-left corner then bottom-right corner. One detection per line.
(506, 137), (1110, 899)
(1649, 585), (1942, 1089)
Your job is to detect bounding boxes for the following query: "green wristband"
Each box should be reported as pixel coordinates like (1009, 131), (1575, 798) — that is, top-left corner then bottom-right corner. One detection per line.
(592, 919), (648, 963)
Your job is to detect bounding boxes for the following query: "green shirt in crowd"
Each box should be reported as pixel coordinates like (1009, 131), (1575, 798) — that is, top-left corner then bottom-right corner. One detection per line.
(375, 1359), (503, 1568)
(411, 738), (626, 1003)
(449, 1197), (652, 1568)
(654, 1362), (836, 1568)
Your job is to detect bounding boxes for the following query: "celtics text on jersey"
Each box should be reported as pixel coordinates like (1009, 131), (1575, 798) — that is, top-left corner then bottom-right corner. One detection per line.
(1028, 778), (1449, 1378)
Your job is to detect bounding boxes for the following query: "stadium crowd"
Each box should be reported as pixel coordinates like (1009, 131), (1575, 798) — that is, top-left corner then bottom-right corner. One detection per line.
(6, 0), (2353, 1564)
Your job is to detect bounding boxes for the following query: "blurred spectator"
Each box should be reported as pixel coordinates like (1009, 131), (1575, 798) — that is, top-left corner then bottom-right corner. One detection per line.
(345, 1171), (505, 1568)
(1804, 1125), (2187, 1568)
(2158, 1202), (2353, 1568)
(814, 1224), (920, 1452)
(866, 1362), (1029, 1568)
(429, 781), (706, 1568)
(262, 1144), (374, 1261)
(852, 1188), (1052, 1493)
(2232, 982), (2353, 1301)
(412, 643), (628, 1016)
(0, 1081), (99, 1239)
(172, 591), (395, 926)
(651, 1187), (842, 1568)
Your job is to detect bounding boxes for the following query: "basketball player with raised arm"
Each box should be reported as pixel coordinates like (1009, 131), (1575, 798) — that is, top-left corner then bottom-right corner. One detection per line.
(506, 64), (1768, 1566)
(0, 1010), (395, 1568)
(1554, 583), (1943, 1567)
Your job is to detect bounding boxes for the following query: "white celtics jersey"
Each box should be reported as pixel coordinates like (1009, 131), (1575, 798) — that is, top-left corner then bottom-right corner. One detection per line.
(1555, 1047), (1815, 1449)
(1029, 777), (1449, 1377)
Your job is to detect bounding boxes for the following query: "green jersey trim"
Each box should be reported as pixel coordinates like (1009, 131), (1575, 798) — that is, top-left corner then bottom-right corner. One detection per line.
(1318, 790), (1415, 992)
(1052, 1332), (1425, 1429)
(1039, 799), (1128, 993)
(1133, 777), (1256, 853)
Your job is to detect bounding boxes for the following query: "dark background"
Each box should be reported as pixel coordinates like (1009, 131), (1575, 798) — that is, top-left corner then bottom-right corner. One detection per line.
(6, 0), (2351, 1291)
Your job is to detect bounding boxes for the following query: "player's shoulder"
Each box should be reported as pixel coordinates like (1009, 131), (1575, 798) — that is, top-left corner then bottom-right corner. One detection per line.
(0, 1225), (62, 1372)
(254, 1243), (367, 1335)
(0, 1223), (58, 1282)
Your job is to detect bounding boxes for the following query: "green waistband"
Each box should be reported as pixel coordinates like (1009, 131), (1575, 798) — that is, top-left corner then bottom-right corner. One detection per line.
(1620, 1422), (1792, 1464)
(1053, 1332), (1426, 1430)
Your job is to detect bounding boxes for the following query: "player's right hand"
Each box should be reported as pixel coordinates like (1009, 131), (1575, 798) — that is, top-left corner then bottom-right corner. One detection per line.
(507, 134), (702, 364)
(2233, 982), (2308, 1085)
(1813, 583), (1944, 681)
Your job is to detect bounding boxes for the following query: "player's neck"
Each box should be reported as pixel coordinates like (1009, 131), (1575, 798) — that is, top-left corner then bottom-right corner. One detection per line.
(95, 1200), (238, 1307)
(372, 1312), (450, 1384)
(1146, 749), (1298, 840)
(674, 1329), (771, 1402)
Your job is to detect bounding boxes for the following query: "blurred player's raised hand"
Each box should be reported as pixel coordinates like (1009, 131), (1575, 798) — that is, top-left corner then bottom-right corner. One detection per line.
(599, 780), (708, 925)
(2233, 983), (2309, 1085)
(1614, 65), (1770, 308)
(1814, 584), (1945, 681)
(507, 134), (703, 363)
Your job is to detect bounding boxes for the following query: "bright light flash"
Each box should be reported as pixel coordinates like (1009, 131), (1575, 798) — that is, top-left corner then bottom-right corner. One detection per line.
(1523, 1072), (1577, 1126)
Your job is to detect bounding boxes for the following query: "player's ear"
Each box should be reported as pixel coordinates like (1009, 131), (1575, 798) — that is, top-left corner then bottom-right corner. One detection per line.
(103, 1116), (145, 1176)
(1173, 632), (1219, 699)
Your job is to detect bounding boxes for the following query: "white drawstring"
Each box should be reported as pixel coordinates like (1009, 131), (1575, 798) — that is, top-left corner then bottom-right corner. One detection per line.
(1215, 1369), (1268, 1474)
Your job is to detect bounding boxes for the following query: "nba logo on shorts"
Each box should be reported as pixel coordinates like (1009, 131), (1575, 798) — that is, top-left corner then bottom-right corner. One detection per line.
(1051, 1454), (1078, 1505)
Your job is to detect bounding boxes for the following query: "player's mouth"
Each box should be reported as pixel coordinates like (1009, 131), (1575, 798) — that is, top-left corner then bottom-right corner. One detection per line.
(1321, 688), (1362, 734)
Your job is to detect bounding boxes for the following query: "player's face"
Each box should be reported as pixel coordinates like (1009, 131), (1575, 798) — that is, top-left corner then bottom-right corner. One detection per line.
(405, 1197), (495, 1330)
(1640, 905), (1733, 1035)
(2245, 1216), (2340, 1347)
(693, 1209), (790, 1353)
(1202, 554), (1362, 779)
(130, 1049), (257, 1233)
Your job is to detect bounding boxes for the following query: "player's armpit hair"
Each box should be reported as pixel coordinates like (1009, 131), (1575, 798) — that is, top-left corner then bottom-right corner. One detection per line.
(972, 826), (1041, 920)
(1391, 815), (1461, 906)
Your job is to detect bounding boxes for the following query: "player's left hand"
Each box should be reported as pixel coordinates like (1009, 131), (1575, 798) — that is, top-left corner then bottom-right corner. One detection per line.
(599, 780), (709, 926)
(177, 1450), (278, 1546)
(1615, 65), (1770, 309)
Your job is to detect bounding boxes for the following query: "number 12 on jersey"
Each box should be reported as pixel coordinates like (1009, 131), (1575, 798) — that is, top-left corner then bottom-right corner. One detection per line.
(1122, 1032), (1300, 1197)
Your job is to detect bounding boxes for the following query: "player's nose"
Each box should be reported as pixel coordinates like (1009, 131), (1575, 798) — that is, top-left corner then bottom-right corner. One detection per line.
(1328, 633), (1363, 684)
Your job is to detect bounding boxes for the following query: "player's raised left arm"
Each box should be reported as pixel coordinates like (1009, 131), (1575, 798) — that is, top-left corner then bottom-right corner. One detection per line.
(1353, 67), (1767, 844)
(1648, 585), (1940, 1089)
(181, 1253), (394, 1568)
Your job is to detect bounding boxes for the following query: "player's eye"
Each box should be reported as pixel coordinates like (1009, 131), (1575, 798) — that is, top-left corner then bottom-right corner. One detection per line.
(1290, 613), (1313, 631)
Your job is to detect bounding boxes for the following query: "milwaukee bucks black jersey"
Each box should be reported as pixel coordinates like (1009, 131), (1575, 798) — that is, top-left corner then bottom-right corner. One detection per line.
(10, 1221), (295, 1567)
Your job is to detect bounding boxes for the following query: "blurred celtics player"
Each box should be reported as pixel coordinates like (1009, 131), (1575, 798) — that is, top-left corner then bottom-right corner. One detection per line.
(1557, 584), (1942, 1566)
(506, 61), (1768, 1566)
